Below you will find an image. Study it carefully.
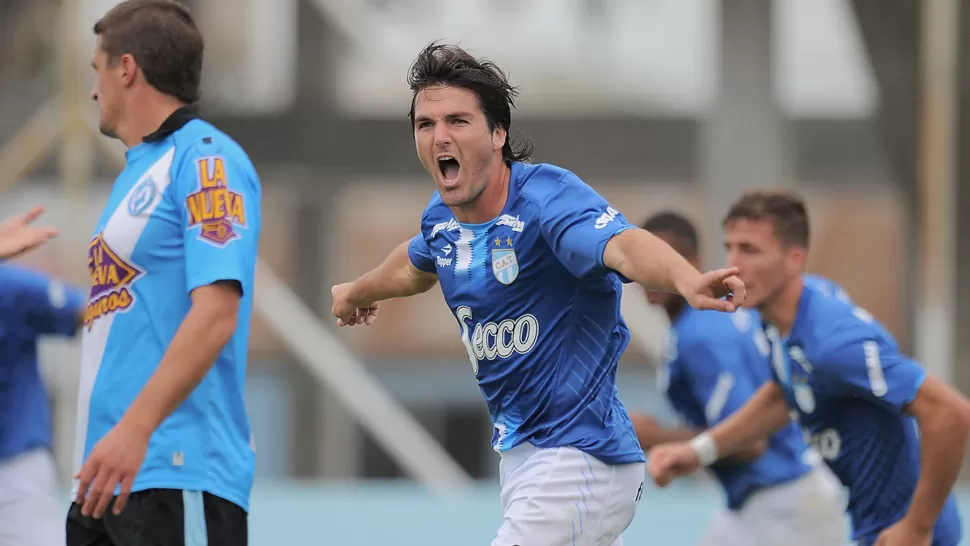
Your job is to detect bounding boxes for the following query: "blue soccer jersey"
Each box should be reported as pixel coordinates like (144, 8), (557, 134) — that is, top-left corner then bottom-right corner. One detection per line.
(766, 278), (961, 545)
(73, 107), (261, 510)
(663, 305), (813, 510)
(407, 162), (644, 465)
(0, 265), (86, 460)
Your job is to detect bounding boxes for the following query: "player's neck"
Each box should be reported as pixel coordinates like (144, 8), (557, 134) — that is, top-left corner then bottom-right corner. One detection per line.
(761, 276), (805, 337)
(453, 161), (511, 224)
(117, 91), (187, 148)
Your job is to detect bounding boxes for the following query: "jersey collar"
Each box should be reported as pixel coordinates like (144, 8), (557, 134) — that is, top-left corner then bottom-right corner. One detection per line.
(143, 105), (200, 143)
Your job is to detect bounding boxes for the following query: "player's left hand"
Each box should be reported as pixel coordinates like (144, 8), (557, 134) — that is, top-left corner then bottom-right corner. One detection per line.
(678, 267), (746, 312)
(74, 419), (151, 519)
(873, 518), (933, 546)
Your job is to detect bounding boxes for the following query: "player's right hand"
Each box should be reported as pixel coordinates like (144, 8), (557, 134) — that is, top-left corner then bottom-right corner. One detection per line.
(0, 206), (58, 259)
(646, 443), (701, 487)
(331, 283), (379, 327)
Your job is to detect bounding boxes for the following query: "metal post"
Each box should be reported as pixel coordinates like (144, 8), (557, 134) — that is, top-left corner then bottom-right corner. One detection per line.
(703, 0), (790, 268)
(915, 0), (959, 381)
(60, 0), (94, 246)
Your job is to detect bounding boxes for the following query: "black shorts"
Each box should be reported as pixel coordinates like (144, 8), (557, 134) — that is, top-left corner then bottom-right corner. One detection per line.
(66, 488), (247, 546)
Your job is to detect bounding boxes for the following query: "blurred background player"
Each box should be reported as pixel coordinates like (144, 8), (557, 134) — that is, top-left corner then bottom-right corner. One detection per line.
(330, 42), (745, 546)
(0, 207), (59, 261)
(648, 191), (969, 546)
(631, 211), (846, 545)
(0, 265), (85, 545)
(67, 1), (261, 545)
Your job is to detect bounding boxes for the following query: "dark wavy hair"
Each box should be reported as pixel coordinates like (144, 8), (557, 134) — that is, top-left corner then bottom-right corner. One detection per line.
(407, 42), (533, 163)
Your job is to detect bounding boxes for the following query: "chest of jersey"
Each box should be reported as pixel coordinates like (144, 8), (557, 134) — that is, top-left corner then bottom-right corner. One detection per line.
(86, 146), (183, 330)
(429, 214), (573, 318)
(425, 212), (580, 378)
(772, 342), (818, 418)
(770, 337), (850, 465)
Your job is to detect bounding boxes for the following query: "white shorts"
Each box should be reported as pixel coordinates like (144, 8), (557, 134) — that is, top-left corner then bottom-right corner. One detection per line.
(0, 448), (65, 546)
(697, 465), (848, 546)
(492, 443), (645, 546)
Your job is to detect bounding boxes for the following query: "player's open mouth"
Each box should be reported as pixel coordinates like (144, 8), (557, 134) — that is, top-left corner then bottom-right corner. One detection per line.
(437, 156), (461, 187)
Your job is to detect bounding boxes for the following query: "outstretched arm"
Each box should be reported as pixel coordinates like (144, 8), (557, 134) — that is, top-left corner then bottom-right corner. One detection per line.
(348, 238), (438, 301)
(603, 228), (744, 312)
(648, 382), (791, 486)
(332, 239), (438, 326)
(602, 228), (704, 295)
(631, 413), (697, 449)
(534, 172), (744, 312)
(693, 382), (791, 464)
(632, 413), (766, 463)
(899, 377), (970, 534)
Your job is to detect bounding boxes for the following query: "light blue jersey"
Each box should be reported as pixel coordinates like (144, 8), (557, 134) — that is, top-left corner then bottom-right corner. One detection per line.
(407, 162), (644, 465)
(72, 107), (261, 511)
(663, 305), (814, 510)
(767, 276), (961, 545)
(0, 266), (85, 461)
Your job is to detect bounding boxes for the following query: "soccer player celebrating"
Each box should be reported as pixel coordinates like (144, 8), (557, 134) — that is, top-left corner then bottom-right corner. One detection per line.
(648, 191), (967, 546)
(0, 266), (85, 545)
(0, 207), (58, 260)
(68, 1), (261, 544)
(330, 42), (745, 546)
(631, 211), (846, 545)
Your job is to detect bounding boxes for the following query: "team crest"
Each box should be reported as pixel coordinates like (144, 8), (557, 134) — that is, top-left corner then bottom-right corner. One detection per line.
(491, 236), (519, 285)
(128, 177), (157, 216)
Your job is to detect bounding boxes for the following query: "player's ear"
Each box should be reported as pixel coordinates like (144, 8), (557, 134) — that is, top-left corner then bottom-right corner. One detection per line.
(118, 53), (138, 88)
(785, 246), (807, 274)
(491, 126), (507, 152)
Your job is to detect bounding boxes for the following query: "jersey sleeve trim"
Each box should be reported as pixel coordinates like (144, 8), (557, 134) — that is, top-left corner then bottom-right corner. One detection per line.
(186, 272), (247, 295)
(598, 225), (633, 268)
(407, 231), (436, 274)
(408, 249), (436, 273)
(904, 369), (927, 406)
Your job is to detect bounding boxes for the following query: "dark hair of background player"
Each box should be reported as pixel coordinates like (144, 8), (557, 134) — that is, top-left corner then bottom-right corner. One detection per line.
(407, 41), (533, 163)
(723, 190), (811, 249)
(641, 211), (700, 259)
(93, 0), (204, 104)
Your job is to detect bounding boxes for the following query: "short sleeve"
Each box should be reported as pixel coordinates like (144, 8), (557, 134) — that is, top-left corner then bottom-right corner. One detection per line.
(816, 331), (926, 413)
(679, 342), (760, 426)
(172, 140), (261, 295)
(0, 266), (85, 337)
(407, 233), (435, 274)
(538, 172), (633, 278)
